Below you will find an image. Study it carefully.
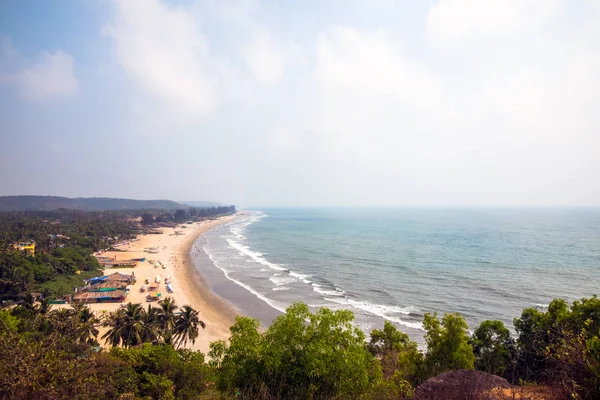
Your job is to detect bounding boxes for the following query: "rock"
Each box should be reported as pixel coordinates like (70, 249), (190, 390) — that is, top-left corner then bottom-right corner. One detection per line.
(414, 370), (512, 400)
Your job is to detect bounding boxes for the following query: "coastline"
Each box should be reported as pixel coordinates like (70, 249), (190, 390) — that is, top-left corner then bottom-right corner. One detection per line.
(191, 224), (283, 329)
(172, 215), (240, 353)
(77, 214), (241, 353)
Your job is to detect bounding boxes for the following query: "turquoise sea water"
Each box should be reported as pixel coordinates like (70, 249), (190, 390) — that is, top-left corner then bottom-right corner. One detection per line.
(201, 208), (600, 340)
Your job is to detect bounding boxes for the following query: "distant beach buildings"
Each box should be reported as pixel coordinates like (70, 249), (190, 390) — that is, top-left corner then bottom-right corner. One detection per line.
(13, 241), (35, 256)
(72, 272), (135, 304)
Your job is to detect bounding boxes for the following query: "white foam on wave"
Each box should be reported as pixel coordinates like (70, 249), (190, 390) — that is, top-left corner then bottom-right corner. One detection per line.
(226, 238), (287, 271)
(227, 213), (266, 245)
(314, 287), (345, 297)
(323, 297), (423, 331)
(272, 287), (290, 291)
(269, 274), (298, 286)
(536, 303), (549, 308)
(226, 215), (316, 288)
(312, 283), (345, 297)
(289, 271), (312, 284)
(203, 246), (286, 314)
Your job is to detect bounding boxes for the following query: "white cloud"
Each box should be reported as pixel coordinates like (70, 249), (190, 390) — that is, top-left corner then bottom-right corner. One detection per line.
(427, 0), (564, 41)
(16, 52), (77, 101)
(310, 26), (444, 166)
(105, 0), (218, 120)
(269, 127), (300, 150)
(5, 0), (600, 206)
(241, 32), (286, 85)
(0, 47), (78, 101)
(315, 27), (441, 109)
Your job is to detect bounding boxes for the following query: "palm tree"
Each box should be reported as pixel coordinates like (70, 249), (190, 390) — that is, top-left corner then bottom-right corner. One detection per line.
(102, 309), (126, 347)
(156, 297), (178, 340)
(6, 266), (23, 287)
(141, 304), (161, 343)
(173, 305), (205, 349)
(102, 302), (145, 347)
(47, 308), (77, 336)
(75, 304), (99, 345)
(33, 297), (53, 331)
(36, 297), (53, 316)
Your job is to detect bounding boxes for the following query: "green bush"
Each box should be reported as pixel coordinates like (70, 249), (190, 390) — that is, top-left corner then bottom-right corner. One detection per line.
(111, 344), (211, 399)
(210, 302), (381, 399)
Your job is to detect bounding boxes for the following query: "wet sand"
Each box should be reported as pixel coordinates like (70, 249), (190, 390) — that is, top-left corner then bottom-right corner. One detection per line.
(190, 231), (283, 329)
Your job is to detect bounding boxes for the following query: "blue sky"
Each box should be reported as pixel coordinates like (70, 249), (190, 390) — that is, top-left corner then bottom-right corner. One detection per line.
(1, 0), (599, 207)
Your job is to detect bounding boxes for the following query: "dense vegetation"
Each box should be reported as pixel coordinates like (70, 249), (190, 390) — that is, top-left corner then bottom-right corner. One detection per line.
(0, 210), (139, 300)
(141, 205), (237, 226)
(2, 296), (600, 399)
(0, 206), (236, 300)
(0, 195), (188, 211)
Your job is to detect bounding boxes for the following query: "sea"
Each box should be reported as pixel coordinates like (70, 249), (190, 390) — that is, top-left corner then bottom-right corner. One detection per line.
(195, 208), (600, 342)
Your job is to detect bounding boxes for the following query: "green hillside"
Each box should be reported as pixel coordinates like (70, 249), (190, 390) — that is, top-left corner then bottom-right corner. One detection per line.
(0, 196), (187, 211)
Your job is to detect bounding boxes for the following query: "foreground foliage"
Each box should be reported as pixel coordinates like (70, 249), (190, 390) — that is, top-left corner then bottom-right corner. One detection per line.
(2, 297), (600, 399)
(210, 303), (383, 398)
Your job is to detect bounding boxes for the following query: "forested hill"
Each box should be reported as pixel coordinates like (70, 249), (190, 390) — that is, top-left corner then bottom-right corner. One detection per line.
(0, 196), (187, 211)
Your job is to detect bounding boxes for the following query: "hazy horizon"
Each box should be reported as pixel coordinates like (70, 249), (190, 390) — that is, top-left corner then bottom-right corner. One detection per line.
(1, 0), (599, 208)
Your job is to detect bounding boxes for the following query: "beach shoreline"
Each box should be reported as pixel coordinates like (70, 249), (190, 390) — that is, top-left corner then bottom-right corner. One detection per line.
(74, 214), (242, 353)
(191, 223), (284, 329)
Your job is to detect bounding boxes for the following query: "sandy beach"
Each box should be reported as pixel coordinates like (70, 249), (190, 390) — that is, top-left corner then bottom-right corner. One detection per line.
(85, 215), (240, 354)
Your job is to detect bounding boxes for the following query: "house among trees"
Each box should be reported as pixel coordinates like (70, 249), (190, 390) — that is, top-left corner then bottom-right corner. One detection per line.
(13, 241), (35, 256)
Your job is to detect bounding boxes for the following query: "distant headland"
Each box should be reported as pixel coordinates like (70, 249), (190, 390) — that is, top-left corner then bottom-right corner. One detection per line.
(0, 195), (220, 212)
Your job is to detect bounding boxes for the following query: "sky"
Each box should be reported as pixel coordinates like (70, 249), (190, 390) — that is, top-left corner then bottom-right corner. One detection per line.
(0, 0), (599, 207)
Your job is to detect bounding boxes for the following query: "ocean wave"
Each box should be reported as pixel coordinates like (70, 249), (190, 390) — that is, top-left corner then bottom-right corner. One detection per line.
(535, 303), (549, 308)
(204, 247), (286, 313)
(272, 287), (290, 291)
(289, 271), (312, 284)
(323, 297), (423, 331)
(368, 287), (393, 299)
(228, 212), (266, 238)
(226, 238), (287, 271)
(227, 232), (314, 286)
(313, 284), (345, 297)
(269, 274), (298, 286)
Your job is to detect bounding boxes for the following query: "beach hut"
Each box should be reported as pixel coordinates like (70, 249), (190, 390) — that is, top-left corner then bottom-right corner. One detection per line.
(103, 272), (135, 284)
(87, 281), (128, 291)
(73, 290), (126, 304)
(89, 272), (134, 286)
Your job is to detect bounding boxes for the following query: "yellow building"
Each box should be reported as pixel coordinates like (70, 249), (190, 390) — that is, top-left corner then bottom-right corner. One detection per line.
(14, 242), (35, 256)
